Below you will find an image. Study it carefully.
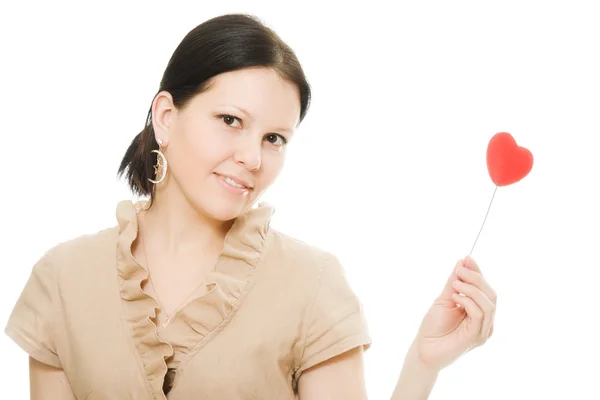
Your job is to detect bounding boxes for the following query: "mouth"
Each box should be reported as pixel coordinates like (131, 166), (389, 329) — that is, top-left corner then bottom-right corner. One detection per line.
(214, 173), (253, 194)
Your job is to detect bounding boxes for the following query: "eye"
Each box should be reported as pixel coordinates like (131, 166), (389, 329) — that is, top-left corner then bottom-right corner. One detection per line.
(265, 134), (288, 147)
(218, 114), (242, 128)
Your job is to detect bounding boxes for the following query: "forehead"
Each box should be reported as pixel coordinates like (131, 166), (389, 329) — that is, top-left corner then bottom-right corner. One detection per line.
(192, 67), (301, 128)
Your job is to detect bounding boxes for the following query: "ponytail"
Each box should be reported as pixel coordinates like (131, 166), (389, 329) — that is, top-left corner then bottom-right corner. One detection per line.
(117, 108), (159, 199)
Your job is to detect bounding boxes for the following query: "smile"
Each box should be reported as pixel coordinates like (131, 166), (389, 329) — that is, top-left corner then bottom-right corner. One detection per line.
(215, 173), (251, 195)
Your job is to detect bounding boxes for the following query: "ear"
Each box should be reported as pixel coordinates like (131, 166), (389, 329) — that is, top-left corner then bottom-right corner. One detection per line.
(151, 90), (175, 147)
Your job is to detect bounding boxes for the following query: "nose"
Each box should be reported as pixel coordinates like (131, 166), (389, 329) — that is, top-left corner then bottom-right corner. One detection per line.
(234, 133), (262, 171)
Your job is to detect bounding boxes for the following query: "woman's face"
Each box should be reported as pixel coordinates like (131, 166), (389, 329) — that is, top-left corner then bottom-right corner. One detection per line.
(151, 67), (301, 221)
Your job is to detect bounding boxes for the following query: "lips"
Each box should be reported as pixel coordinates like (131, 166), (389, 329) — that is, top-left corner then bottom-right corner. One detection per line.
(215, 173), (253, 190)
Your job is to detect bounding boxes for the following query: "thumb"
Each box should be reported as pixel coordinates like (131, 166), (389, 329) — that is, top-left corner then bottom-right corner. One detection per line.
(439, 258), (465, 300)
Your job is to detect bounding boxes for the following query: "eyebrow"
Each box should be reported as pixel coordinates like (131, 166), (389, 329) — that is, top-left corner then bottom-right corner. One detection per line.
(225, 105), (294, 134)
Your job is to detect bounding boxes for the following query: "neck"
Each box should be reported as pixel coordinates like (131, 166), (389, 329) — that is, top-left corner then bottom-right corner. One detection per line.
(138, 184), (234, 257)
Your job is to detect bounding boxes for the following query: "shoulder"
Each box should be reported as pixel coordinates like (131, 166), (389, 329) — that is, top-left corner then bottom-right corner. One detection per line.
(265, 228), (344, 280)
(12, 225), (120, 311)
(48, 225), (118, 259)
(38, 225), (119, 276)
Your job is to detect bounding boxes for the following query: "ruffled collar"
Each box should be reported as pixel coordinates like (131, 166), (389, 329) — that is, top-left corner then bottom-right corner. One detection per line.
(115, 199), (274, 399)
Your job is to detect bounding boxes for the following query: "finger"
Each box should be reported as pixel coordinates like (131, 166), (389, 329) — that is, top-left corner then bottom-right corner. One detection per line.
(440, 259), (464, 299)
(451, 292), (483, 338)
(456, 266), (497, 304)
(464, 256), (482, 274)
(453, 280), (495, 343)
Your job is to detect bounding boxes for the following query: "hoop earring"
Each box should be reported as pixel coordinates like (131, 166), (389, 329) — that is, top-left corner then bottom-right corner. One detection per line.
(149, 138), (168, 184)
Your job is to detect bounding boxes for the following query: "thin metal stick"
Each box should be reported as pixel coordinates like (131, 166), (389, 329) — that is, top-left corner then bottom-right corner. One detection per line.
(469, 185), (498, 256)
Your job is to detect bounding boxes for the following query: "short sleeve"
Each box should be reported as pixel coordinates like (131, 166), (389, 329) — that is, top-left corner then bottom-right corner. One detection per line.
(296, 253), (372, 376)
(4, 249), (62, 368)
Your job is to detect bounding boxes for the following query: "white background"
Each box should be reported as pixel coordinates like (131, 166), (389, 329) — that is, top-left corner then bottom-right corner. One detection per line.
(1, 1), (599, 398)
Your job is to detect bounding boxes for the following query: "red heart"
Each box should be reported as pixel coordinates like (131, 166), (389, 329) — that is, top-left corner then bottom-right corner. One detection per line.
(486, 132), (533, 186)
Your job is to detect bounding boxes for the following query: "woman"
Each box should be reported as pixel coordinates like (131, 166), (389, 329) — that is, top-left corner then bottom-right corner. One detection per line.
(5, 13), (497, 399)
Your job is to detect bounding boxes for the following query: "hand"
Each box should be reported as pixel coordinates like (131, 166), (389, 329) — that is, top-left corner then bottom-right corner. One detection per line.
(412, 256), (497, 372)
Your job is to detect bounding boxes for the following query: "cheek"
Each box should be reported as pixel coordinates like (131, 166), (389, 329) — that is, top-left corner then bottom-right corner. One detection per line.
(182, 124), (231, 167)
(259, 152), (286, 183)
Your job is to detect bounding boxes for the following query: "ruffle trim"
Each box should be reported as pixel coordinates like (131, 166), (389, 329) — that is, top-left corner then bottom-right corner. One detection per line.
(115, 200), (274, 398)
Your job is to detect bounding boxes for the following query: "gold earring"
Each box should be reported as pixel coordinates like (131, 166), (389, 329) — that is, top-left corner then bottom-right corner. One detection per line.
(149, 138), (168, 184)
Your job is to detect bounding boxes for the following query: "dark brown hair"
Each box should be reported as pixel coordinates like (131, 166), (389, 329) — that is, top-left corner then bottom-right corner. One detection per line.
(117, 13), (311, 203)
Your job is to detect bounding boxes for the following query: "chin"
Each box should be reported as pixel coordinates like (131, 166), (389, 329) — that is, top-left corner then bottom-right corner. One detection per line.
(201, 197), (250, 222)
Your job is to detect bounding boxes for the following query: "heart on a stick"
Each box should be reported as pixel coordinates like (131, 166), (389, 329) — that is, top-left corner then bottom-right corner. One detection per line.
(486, 132), (533, 186)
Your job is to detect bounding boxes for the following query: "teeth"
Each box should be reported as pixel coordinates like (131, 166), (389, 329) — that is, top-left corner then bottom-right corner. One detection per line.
(223, 176), (247, 189)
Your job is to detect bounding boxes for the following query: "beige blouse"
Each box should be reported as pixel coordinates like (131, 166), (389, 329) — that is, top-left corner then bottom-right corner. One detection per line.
(5, 200), (371, 399)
